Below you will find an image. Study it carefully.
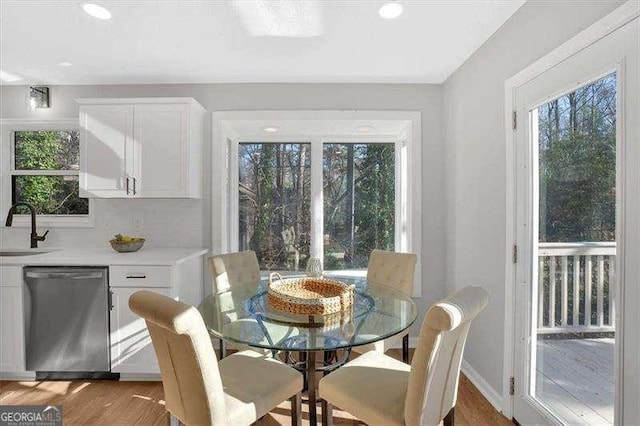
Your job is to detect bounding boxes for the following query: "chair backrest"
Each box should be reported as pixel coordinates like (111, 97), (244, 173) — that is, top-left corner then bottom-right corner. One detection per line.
(404, 286), (489, 426)
(129, 290), (226, 426)
(208, 251), (260, 293)
(366, 250), (418, 296)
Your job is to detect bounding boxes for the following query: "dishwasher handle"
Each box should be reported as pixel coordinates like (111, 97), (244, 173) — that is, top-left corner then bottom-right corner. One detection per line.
(25, 271), (105, 280)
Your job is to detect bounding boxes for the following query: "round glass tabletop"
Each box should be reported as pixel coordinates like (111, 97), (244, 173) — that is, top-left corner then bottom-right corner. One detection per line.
(197, 276), (418, 352)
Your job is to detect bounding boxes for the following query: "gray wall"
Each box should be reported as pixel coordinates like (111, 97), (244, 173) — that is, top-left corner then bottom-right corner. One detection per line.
(443, 0), (625, 400)
(0, 83), (446, 327)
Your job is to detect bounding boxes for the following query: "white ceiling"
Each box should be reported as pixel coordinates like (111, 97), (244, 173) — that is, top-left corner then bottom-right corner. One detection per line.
(0, 0), (525, 86)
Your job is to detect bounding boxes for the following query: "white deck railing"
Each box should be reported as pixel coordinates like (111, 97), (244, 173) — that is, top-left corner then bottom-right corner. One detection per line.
(538, 242), (616, 334)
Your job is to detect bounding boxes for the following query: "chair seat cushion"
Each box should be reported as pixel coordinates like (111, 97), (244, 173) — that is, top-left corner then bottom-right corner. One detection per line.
(219, 350), (303, 425)
(319, 351), (410, 426)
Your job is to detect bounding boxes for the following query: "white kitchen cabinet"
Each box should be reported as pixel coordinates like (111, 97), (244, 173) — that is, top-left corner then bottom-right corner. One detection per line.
(0, 250), (205, 380)
(109, 286), (170, 375)
(0, 266), (25, 374)
(108, 256), (203, 378)
(78, 98), (205, 199)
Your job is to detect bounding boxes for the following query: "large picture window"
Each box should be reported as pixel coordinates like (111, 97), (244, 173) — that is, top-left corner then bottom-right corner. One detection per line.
(215, 111), (421, 296)
(236, 140), (399, 272)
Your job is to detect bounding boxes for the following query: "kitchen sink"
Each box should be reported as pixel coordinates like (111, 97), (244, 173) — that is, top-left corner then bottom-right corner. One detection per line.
(0, 248), (60, 257)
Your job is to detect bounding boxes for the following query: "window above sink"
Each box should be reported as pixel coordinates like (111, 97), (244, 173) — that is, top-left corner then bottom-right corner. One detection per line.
(1, 119), (95, 228)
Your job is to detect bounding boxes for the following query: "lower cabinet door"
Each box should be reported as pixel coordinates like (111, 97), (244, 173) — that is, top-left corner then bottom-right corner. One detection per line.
(110, 287), (170, 375)
(0, 286), (25, 373)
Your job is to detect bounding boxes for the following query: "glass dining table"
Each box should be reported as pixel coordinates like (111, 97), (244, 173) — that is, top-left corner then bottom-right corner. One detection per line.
(197, 275), (417, 425)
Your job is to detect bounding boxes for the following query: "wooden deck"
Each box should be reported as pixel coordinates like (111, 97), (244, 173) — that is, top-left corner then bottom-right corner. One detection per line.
(536, 337), (614, 425)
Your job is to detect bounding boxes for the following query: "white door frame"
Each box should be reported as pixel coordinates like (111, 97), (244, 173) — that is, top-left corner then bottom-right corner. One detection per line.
(503, 1), (640, 420)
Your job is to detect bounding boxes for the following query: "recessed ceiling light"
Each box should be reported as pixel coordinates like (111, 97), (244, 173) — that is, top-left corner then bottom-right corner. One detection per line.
(379, 2), (403, 19)
(82, 3), (112, 20)
(58, 62), (73, 67)
(262, 126), (280, 133)
(356, 125), (375, 132)
(0, 70), (22, 82)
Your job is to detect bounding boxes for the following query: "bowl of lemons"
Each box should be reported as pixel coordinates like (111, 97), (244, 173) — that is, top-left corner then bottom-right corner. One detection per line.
(109, 234), (145, 253)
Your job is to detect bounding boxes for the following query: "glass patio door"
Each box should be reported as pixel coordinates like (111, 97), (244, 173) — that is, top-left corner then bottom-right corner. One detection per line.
(513, 18), (639, 425)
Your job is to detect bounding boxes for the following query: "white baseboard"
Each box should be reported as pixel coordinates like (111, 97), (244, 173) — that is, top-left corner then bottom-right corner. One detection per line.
(461, 359), (504, 414)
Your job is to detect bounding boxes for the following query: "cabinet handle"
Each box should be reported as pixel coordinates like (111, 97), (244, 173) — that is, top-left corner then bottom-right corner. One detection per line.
(108, 290), (114, 311)
(133, 177), (137, 195)
(126, 275), (147, 279)
(126, 177), (130, 195)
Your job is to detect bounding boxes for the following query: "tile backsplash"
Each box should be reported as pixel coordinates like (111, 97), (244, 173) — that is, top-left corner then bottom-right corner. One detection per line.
(0, 198), (206, 249)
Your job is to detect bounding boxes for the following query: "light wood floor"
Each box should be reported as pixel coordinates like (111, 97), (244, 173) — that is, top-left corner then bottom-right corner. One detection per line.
(0, 349), (511, 425)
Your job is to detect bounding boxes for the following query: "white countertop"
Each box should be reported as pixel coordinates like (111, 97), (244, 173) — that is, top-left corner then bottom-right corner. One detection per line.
(0, 247), (209, 266)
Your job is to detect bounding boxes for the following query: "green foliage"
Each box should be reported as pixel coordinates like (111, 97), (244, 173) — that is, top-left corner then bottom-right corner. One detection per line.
(239, 143), (311, 270)
(323, 143), (395, 268)
(539, 73), (616, 242)
(238, 141), (396, 271)
(15, 131), (62, 170)
(12, 130), (88, 215)
(353, 144), (395, 265)
(538, 73), (617, 328)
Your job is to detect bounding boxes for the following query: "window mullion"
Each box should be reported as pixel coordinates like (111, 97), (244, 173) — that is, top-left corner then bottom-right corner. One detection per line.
(229, 137), (239, 252)
(310, 138), (324, 261)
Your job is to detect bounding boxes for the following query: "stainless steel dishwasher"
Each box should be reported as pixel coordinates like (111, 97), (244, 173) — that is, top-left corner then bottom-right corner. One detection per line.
(24, 267), (114, 379)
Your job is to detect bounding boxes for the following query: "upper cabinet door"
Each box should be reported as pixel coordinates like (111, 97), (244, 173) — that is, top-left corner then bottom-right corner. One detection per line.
(133, 104), (189, 198)
(79, 105), (134, 198)
(77, 98), (203, 199)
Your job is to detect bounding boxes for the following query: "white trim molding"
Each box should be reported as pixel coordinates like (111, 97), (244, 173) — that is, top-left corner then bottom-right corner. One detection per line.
(461, 359), (505, 415)
(391, 339), (506, 415)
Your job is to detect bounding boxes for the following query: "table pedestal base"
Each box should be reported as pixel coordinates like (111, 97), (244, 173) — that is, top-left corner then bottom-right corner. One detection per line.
(282, 349), (351, 425)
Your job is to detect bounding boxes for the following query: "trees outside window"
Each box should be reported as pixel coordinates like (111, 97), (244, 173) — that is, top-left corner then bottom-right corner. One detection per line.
(538, 73), (616, 243)
(238, 141), (396, 271)
(11, 130), (89, 216)
(238, 143), (311, 270)
(323, 143), (395, 269)
(537, 72), (617, 327)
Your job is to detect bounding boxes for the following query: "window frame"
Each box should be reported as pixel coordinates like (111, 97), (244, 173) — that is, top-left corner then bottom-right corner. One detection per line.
(213, 111), (422, 297)
(1, 118), (94, 228)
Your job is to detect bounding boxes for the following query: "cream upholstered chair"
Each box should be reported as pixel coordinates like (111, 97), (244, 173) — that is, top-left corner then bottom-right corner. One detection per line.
(352, 249), (418, 363)
(208, 250), (260, 293)
(207, 251), (261, 358)
(129, 290), (303, 426)
(319, 286), (489, 426)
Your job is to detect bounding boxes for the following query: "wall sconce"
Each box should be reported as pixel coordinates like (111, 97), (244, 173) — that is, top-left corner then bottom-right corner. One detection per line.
(28, 86), (50, 110)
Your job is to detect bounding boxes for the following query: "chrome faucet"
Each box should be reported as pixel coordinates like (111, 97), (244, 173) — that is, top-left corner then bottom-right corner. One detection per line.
(5, 202), (49, 248)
